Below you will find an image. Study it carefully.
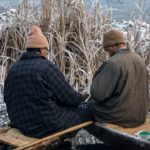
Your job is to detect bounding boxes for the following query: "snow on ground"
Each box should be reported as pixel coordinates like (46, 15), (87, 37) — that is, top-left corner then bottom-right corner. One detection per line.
(0, 9), (16, 30)
(0, 91), (10, 127)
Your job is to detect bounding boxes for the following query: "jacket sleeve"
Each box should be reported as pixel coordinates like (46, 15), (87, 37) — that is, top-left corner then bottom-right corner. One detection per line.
(46, 62), (81, 107)
(90, 61), (121, 102)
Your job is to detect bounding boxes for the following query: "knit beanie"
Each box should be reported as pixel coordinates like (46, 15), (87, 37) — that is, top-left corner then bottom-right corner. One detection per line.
(26, 25), (49, 48)
(103, 30), (125, 48)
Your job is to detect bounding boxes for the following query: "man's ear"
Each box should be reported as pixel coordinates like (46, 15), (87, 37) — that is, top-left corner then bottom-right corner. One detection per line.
(36, 48), (42, 55)
(39, 48), (43, 54)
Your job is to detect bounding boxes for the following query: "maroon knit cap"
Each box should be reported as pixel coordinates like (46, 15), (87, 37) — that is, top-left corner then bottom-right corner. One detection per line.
(103, 30), (125, 48)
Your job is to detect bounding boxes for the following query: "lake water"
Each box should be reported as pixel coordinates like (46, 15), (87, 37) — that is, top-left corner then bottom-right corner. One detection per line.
(1, 0), (150, 21)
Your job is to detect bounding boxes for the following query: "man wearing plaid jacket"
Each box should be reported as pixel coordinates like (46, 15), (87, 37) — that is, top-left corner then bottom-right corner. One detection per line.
(4, 26), (93, 138)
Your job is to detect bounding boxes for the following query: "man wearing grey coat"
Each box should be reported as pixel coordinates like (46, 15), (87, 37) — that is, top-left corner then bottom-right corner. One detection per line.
(89, 29), (150, 127)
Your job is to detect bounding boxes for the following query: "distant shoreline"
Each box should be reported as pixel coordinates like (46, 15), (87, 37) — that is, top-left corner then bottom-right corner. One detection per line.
(0, 0), (150, 21)
(0, 0), (19, 13)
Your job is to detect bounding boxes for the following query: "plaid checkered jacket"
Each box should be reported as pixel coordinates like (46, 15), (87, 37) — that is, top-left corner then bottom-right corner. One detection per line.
(4, 51), (82, 138)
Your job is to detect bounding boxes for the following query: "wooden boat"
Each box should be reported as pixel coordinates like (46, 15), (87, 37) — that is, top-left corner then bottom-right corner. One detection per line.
(0, 114), (149, 150)
(0, 121), (93, 150)
(88, 113), (150, 150)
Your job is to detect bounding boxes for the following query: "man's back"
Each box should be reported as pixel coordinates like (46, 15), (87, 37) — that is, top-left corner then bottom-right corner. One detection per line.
(4, 25), (93, 138)
(90, 49), (149, 127)
(4, 51), (82, 138)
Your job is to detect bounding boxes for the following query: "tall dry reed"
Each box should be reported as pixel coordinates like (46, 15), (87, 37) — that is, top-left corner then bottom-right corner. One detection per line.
(0, 0), (112, 91)
(0, 0), (150, 91)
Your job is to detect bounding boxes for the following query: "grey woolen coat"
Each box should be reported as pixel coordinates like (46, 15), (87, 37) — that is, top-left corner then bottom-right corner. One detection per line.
(89, 48), (149, 127)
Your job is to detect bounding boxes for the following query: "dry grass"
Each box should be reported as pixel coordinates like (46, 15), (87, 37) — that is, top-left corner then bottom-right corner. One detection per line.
(0, 0), (111, 91)
(0, 0), (150, 91)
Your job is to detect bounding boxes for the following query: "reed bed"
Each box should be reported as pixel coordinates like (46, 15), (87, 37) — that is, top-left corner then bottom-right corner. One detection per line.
(0, 0), (150, 92)
(0, 0), (111, 91)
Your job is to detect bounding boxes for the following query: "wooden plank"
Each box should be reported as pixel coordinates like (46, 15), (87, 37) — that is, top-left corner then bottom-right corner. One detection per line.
(105, 114), (150, 135)
(88, 123), (150, 150)
(86, 114), (150, 150)
(0, 128), (37, 147)
(15, 121), (93, 150)
(0, 134), (28, 147)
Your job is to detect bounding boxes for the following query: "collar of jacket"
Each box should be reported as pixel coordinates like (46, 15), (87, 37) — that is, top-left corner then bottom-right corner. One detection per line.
(112, 48), (130, 57)
(20, 51), (46, 60)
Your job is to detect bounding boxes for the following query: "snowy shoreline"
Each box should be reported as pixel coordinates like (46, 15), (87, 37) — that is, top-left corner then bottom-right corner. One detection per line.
(0, 91), (9, 127)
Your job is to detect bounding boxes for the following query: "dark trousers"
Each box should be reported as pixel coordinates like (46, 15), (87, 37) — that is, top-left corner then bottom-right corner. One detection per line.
(61, 106), (94, 138)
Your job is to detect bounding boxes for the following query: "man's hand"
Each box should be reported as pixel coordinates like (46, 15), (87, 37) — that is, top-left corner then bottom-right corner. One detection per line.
(80, 90), (89, 100)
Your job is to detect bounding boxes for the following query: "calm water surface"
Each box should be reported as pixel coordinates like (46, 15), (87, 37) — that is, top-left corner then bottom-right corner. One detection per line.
(1, 0), (150, 21)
